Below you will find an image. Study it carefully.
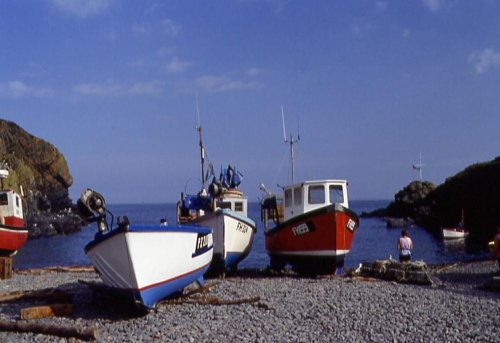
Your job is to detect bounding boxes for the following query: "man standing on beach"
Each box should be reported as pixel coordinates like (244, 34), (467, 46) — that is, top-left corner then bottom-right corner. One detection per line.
(397, 229), (413, 262)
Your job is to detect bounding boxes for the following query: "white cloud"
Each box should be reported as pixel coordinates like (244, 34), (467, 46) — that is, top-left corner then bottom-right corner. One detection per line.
(469, 48), (500, 74)
(0, 80), (54, 98)
(246, 67), (265, 77)
(195, 75), (258, 92)
(51, 0), (114, 18)
(129, 81), (163, 95)
(73, 80), (163, 96)
(73, 81), (124, 96)
(423, 0), (443, 12)
(164, 57), (192, 74)
(131, 24), (150, 35)
(375, 1), (388, 13)
(128, 59), (146, 69)
(162, 19), (180, 37)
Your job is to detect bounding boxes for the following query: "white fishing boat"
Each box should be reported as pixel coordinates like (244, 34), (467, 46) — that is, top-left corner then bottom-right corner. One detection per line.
(80, 189), (213, 310)
(0, 161), (28, 256)
(176, 112), (256, 274)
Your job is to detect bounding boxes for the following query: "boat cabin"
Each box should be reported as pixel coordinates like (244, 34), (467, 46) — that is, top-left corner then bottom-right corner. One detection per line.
(218, 189), (248, 217)
(177, 188), (249, 224)
(282, 180), (349, 221)
(0, 189), (24, 227)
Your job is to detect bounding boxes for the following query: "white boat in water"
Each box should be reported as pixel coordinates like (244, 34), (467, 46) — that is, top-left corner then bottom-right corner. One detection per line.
(176, 118), (256, 274)
(442, 209), (468, 240)
(79, 189), (213, 310)
(442, 227), (468, 239)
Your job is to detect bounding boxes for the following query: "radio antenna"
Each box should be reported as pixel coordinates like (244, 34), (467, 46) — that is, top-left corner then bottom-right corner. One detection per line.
(281, 105), (287, 142)
(412, 152), (424, 181)
(281, 105), (300, 184)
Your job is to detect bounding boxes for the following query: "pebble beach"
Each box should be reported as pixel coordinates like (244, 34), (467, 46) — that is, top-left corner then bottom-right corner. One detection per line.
(0, 260), (499, 343)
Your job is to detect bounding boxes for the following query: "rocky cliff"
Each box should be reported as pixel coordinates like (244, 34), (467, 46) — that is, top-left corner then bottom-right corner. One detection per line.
(364, 157), (500, 243)
(0, 119), (83, 237)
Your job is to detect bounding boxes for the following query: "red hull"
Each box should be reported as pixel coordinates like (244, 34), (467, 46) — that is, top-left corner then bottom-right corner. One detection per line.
(0, 225), (28, 254)
(265, 204), (359, 274)
(3, 216), (24, 227)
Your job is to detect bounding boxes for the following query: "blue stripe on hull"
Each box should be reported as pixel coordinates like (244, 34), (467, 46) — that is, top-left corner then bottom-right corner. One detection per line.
(224, 251), (248, 269)
(132, 264), (210, 309)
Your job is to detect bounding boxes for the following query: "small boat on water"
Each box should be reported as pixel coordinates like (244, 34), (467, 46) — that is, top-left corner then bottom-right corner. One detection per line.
(176, 117), (256, 274)
(79, 189), (213, 310)
(259, 108), (359, 275)
(442, 227), (468, 239)
(442, 210), (468, 239)
(0, 161), (28, 256)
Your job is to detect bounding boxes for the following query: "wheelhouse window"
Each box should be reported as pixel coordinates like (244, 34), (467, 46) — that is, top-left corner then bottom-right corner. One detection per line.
(220, 202), (232, 210)
(234, 202), (243, 212)
(0, 193), (7, 205)
(329, 185), (344, 204)
(284, 188), (292, 207)
(308, 185), (325, 204)
(293, 187), (302, 206)
(16, 196), (20, 207)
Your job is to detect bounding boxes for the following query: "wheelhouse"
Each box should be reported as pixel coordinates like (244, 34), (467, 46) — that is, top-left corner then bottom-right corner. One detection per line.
(218, 189), (248, 217)
(282, 180), (349, 221)
(0, 189), (24, 226)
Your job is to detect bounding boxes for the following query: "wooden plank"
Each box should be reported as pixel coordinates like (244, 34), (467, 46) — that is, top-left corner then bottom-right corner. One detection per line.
(20, 303), (73, 320)
(0, 320), (98, 341)
(0, 257), (12, 279)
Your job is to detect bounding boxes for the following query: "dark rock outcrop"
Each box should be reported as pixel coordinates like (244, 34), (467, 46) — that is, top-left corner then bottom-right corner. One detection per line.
(0, 119), (84, 237)
(422, 157), (500, 241)
(364, 181), (435, 228)
(365, 157), (500, 243)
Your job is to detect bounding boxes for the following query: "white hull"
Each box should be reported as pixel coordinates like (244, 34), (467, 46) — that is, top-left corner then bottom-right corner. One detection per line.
(195, 209), (256, 270)
(85, 225), (213, 308)
(442, 228), (468, 239)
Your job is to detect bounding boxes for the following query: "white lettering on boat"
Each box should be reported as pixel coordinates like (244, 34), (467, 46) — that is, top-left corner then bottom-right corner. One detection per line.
(292, 223), (310, 236)
(347, 219), (356, 232)
(196, 234), (209, 250)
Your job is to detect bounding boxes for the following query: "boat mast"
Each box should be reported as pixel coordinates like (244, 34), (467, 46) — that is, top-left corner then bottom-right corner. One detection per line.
(196, 94), (206, 186)
(282, 106), (300, 184)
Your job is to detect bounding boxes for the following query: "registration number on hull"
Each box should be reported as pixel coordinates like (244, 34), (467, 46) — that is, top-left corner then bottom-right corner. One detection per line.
(236, 222), (249, 234)
(291, 221), (315, 237)
(196, 233), (209, 251)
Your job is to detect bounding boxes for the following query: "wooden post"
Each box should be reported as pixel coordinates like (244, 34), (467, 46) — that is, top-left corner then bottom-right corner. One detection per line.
(0, 257), (12, 279)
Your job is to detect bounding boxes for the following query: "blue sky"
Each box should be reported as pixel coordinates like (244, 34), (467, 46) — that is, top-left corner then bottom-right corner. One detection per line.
(1, 0), (499, 204)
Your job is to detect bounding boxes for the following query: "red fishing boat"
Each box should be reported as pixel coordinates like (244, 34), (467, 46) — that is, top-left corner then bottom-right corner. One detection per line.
(259, 107), (359, 274)
(261, 180), (359, 274)
(0, 162), (28, 256)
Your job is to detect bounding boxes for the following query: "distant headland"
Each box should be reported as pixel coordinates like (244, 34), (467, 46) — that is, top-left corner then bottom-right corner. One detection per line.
(0, 119), (83, 237)
(363, 156), (500, 243)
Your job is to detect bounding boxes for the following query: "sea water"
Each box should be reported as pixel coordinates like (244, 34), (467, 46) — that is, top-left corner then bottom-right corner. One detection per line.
(12, 200), (488, 269)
